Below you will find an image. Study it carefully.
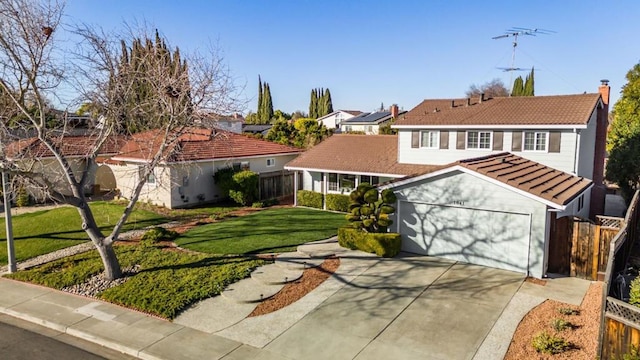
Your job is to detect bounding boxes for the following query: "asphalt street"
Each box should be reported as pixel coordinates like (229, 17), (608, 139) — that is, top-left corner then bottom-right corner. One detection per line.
(0, 314), (134, 360)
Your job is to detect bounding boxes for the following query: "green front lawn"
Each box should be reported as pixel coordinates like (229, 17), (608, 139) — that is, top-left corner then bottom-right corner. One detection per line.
(0, 202), (166, 265)
(176, 207), (348, 255)
(5, 245), (264, 319)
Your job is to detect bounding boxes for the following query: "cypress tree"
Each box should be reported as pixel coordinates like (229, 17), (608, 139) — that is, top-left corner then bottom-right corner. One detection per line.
(257, 76), (263, 123)
(309, 89), (317, 119)
(511, 76), (524, 97)
(324, 88), (333, 115)
(523, 68), (535, 96)
(264, 83), (274, 122)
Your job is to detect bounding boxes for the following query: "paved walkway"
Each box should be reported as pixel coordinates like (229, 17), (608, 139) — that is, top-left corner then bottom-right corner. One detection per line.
(0, 239), (592, 360)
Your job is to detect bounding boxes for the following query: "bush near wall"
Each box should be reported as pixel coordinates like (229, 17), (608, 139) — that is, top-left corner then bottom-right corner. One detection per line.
(326, 194), (350, 212)
(297, 190), (323, 209)
(337, 227), (401, 257)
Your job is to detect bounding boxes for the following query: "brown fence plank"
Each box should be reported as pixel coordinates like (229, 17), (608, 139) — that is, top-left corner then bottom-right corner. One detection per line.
(593, 225), (601, 281)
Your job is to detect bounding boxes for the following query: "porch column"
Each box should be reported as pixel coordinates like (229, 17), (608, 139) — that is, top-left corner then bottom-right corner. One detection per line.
(323, 172), (327, 210)
(293, 171), (298, 206)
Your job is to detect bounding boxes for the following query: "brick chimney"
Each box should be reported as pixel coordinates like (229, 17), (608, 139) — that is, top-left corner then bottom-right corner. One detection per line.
(590, 79), (610, 219)
(390, 104), (399, 118)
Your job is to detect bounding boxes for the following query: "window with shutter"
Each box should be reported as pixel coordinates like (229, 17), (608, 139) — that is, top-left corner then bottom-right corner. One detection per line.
(440, 131), (449, 149)
(456, 131), (465, 149)
(549, 131), (561, 153)
(493, 131), (503, 151)
(411, 131), (419, 148)
(512, 131), (522, 151)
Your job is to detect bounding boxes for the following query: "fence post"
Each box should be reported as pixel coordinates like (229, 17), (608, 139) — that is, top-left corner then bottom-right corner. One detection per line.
(593, 224), (601, 281)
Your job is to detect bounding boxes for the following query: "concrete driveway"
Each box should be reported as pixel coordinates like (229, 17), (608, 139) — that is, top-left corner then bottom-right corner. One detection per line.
(259, 254), (524, 360)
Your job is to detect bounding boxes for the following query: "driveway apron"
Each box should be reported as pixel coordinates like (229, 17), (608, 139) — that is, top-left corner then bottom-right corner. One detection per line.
(264, 254), (524, 360)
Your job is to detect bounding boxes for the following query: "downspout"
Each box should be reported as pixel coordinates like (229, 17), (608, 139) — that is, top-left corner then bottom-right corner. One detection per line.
(573, 128), (581, 175)
(293, 171), (298, 206)
(323, 172), (327, 210)
(526, 212), (533, 278)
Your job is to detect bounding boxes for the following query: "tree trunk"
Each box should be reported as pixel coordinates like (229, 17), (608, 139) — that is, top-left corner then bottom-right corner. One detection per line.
(95, 242), (122, 280)
(75, 198), (123, 280)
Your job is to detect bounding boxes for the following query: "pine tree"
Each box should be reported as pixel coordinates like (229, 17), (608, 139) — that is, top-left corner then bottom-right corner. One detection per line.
(113, 31), (189, 133)
(511, 76), (524, 97)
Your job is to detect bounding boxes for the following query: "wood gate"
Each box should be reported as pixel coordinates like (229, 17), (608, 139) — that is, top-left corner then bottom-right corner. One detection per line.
(258, 170), (299, 201)
(548, 214), (622, 280)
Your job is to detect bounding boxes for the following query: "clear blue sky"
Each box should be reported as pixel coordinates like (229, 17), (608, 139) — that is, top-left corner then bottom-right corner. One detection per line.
(64, 0), (639, 114)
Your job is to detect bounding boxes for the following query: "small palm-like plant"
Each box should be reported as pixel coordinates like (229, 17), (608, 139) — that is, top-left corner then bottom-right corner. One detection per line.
(345, 183), (396, 233)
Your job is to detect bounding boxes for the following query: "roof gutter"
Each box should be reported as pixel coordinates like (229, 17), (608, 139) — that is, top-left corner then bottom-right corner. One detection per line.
(391, 124), (589, 130)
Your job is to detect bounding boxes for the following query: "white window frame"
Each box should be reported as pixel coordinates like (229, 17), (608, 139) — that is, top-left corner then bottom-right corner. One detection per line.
(344, 125), (352, 132)
(365, 125), (373, 133)
(420, 130), (440, 149)
(266, 157), (276, 167)
(339, 174), (356, 193)
(466, 131), (492, 150)
(139, 166), (156, 186)
(523, 131), (548, 152)
(240, 161), (250, 170)
(328, 173), (338, 191)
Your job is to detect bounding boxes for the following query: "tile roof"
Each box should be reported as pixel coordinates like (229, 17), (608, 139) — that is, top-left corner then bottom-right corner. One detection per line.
(457, 152), (592, 206)
(113, 127), (301, 163)
(285, 134), (444, 176)
(5, 135), (124, 159)
(396, 93), (601, 127)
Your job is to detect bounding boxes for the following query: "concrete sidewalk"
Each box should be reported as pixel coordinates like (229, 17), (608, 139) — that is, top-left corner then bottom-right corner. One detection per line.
(0, 250), (592, 360)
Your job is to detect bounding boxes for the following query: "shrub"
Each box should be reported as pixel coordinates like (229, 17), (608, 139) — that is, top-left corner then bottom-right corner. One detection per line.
(326, 194), (350, 212)
(141, 227), (179, 247)
(346, 183), (396, 233)
(213, 167), (236, 198)
(16, 186), (30, 207)
(531, 331), (571, 354)
(297, 190), (323, 209)
(551, 318), (574, 332)
(557, 307), (580, 316)
(338, 227), (401, 257)
(630, 277), (640, 306)
(229, 170), (259, 206)
(252, 201), (265, 208)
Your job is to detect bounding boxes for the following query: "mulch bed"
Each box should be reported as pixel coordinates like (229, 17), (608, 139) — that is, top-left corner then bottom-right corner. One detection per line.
(248, 257), (340, 317)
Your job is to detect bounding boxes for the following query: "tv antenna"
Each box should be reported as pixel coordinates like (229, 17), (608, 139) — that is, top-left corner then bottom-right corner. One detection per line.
(492, 27), (555, 89)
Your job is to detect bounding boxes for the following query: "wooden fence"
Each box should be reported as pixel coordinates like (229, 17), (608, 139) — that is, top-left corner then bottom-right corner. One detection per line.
(599, 190), (640, 359)
(548, 215), (622, 280)
(258, 170), (298, 201)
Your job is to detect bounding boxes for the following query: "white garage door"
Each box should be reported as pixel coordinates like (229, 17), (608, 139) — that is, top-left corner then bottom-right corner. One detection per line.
(398, 201), (531, 273)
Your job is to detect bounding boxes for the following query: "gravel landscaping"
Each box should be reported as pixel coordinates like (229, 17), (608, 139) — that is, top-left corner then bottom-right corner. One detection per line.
(505, 281), (603, 359)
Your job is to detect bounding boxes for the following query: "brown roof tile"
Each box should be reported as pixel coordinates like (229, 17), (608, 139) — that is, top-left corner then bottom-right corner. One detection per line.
(285, 134), (444, 176)
(396, 93), (601, 127)
(114, 128), (301, 163)
(457, 152), (592, 206)
(6, 135), (124, 159)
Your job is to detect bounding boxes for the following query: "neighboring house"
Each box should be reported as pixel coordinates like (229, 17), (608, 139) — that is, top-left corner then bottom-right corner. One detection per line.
(242, 124), (273, 137)
(317, 110), (362, 129)
(103, 128), (301, 209)
(196, 113), (245, 134)
(5, 135), (124, 199)
(286, 81), (611, 279)
(340, 104), (404, 134)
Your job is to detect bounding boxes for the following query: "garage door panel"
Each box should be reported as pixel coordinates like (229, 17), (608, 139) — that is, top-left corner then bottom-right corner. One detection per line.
(399, 202), (529, 273)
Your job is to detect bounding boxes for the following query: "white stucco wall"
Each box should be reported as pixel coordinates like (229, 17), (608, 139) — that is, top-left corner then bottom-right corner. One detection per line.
(23, 157), (96, 200)
(389, 170), (549, 278)
(340, 123), (381, 135)
(398, 129), (582, 175)
(318, 111), (357, 129)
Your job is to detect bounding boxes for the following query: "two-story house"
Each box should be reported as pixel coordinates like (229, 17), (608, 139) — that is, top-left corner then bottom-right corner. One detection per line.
(285, 82), (610, 278)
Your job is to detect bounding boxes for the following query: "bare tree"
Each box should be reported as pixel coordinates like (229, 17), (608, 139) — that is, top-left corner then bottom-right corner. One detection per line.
(465, 78), (509, 98)
(0, 0), (241, 279)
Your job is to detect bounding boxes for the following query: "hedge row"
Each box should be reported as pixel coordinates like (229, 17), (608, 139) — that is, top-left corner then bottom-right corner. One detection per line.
(337, 227), (401, 257)
(297, 190), (323, 209)
(296, 191), (350, 212)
